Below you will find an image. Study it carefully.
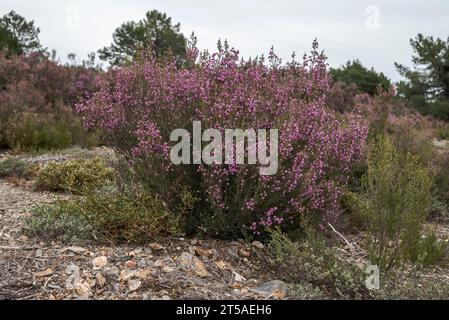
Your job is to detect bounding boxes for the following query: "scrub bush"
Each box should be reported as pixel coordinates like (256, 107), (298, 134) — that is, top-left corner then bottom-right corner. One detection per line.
(0, 157), (36, 179)
(35, 158), (115, 194)
(24, 189), (181, 243)
(359, 135), (438, 272)
(77, 38), (368, 237)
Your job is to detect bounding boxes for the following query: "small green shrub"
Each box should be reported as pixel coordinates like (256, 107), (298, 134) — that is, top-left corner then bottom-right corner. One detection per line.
(374, 272), (449, 300)
(2, 111), (100, 152)
(268, 226), (368, 299)
(390, 127), (435, 166)
(436, 126), (449, 140)
(268, 227), (449, 299)
(0, 157), (36, 179)
(435, 154), (449, 205)
(24, 189), (181, 243)
(268, 225), (449, 299)
(24, 203), (93, 242)
(359, 135), (436, 272)
(35, 158), (115, 194)
(341, 191), (365, 228)
(409, 232), (448, 266)
(4, 112), (73, 151)
(428, 197), (449, 222)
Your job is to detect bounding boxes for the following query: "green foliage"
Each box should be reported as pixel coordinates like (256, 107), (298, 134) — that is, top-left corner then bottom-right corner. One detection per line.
(3, 112), (77, 151)
(0, 24), (21, 56)
(98, 10), (186, 66)
(396, 34), (449, 121)
(0, 157), (36, 179)
(389, 122), (435, 166)
(409, 232), (448, 266)
(341, 191), (365, 228)
(359, 135), (436, 272)
(0, 10), (41, 55)
(268, 226), (368, 299)
(268, 224), (449, 300)
(24, 203), (93, 242)
(330, 60), (391, 96)
(24, 189), (181, 243)
(373, 272), (449, 300)
(428, 197), (449, 223)
(435, 154), (449, 205)
(2, 110), (99, 152)
(35, 158), (115, 194)
(436, 126), (449, 140)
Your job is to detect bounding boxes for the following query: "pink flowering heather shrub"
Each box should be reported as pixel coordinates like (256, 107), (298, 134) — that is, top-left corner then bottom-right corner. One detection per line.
(78, 38), (368, 237)
(0, 50), (98, 150)
(326, 81), (359, 113)
(0, 51), (97, 112)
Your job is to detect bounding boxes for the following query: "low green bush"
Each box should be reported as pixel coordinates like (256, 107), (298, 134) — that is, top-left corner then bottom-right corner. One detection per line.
(436, 126), (449, 140)
(35, 158), (115, 194)
(428, 197), (449, 223)
(435, 154), (449, 205)
(373, 272), (449, 300)
(268, 226), (368, 299)
(24, 203), (93, 242)
(409, 232), (448, 266)
(4, 112), (74, 151)
(24, 189), (181, 243)
(0, 157), (37, 179)
(2, 111), (100, 152)
(268, 227), (449, 299)
(341, 191), (365, 228)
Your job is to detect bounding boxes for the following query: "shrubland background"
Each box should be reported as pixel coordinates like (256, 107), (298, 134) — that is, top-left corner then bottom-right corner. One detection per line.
(1, 9), (449, 298)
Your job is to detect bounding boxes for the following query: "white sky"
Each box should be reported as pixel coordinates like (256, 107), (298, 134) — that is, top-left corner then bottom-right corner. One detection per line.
(1, 0), (448, 82)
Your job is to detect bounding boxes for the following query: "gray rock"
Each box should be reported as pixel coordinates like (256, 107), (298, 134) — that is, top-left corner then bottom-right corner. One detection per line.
(139, 258), (147, 267)
(252, 241), (265, 250)
(128, 279), (142, 292)
(35, 248), (43, 257)
(104, 266), (119, 278)
(227, 249), (240, 261)
(252, 280), (288, 298)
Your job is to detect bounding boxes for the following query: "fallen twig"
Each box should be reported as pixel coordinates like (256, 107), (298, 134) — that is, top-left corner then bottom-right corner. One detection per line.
(0, 246), (39, 251)
(327, 223), (355, 251)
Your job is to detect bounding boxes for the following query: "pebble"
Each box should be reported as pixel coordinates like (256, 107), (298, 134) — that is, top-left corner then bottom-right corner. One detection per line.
(252, 241), (265, 250)
(35, 248), (43, 257)
(227, 249), (240, 260)
(149, 243), (165, 251)
(128, 279), (142, 292)
(125, 260), (137, 269)
(95, 273), (106, 288)
(252, 280), (288, 299)
(92, 256), (108, 269)
(238, 249), (251, 258)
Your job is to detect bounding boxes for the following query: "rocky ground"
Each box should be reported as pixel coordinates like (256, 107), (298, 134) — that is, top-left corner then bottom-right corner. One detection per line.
(1, 144), (449, 300)
(0, 177), (289, 300)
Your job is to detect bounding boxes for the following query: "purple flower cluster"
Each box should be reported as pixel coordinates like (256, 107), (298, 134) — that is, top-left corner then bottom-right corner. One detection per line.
(77, 38), (368, 235)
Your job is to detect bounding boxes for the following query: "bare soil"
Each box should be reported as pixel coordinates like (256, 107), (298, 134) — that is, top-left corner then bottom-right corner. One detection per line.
(0, 179), (282, 300)
(1, 148), (449, 300)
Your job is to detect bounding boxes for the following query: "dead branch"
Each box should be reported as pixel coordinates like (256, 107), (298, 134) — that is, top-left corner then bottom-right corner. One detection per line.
(327, 223), (355, 251)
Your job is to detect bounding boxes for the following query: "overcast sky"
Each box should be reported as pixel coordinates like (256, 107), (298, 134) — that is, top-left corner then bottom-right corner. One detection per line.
(1, 0), (448, 81)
